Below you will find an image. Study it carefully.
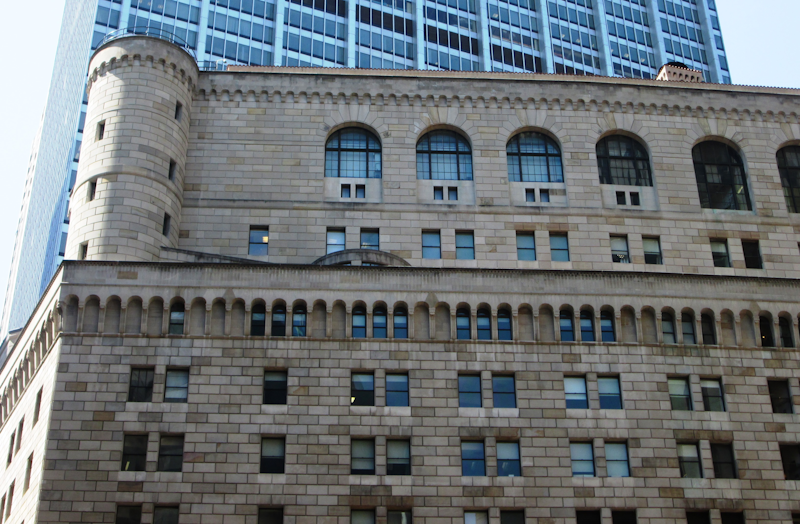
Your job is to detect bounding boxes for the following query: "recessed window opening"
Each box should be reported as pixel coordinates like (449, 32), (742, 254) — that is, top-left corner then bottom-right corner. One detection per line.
(88, 181), (97, 201)
(162, 213), (171, 237)
(174, 101), (183, 121)
(597, 135), (652, 186)
(416, 131), (472, 180)
(168, 160), (176, 181)
(693, 141), (751, 210)
(97, 121), (106, 141)
(506, 132), (563, 182)
(326, 128), (382, 178)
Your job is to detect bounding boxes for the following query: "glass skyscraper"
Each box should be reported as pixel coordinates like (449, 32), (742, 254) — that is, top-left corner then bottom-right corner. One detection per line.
(0, 0), (730, 345)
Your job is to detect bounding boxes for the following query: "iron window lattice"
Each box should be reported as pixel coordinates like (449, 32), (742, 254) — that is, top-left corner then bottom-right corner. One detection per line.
(596, 135), (653, 186)
(506, 132), (564, 182)
(693, 141), (752, 210)
(325, 128), (382, 178)
(416, 131), (473, 180)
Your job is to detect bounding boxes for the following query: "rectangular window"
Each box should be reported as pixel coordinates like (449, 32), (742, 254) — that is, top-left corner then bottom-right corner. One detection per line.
(341, 184), (351, 198)
(162, 213), (171, 237)
(260, 438), (286, 473)
(387, 440), (411, 475)
(643, 237), (662, 264)
(711, 443), (736, 478)
(122, 434), (148, 471)
(576, 511), (601, 524)
(720, 514), (744, 524)
(259, 508), (283, 524)
(164, 369), (189, 403)
(629, 192), (640, 206)
(352, 510), (375, 524)
(157, 435), (184, 472)
(497, 442), (521, 476)
(434, 186), (443, 200)
(516, 232), (536, 261)
(116, 506), (142, 524)
(525, 188), (535, 202)
(448, 187), (458, 201)
(616, 191), (626, 205)
(88, 181), (97, 201)
(327, 229), (345, 254)
(711, 240), (731, 267)
(677, 443), (702, 478)
(461, 441), (485, 476)
(769, 380), (793, 414)
(598, 376), (622, 409)
(0, 496), (5, 524)
(154, 507), (180, 524)
(465, 512), (488, 524)
(570, 442), (595, 476)
(540, 189), (550, 202)
(351, 373), (375, 406)
(701, 379), (725, 411)
(500, 511), (524, 524)
(168, 159), (177, 181)
(16, 419), (23, 452)
(456, 232), (475, 260)
(550, 233), (570, 261)
(386, 374), (409, 407)
(356, 184), (365, 198)
(4, 483), (12, 518)
(611, 511), (637, 524)
(492, 375), (516, 408)
(564, 376), (588, 409)
(742, 240), (763, 269)
(174, 101), (183, 121)
(264, 371), (288, 405)
(6, 432), (13, 465)
(351, 439), (375, 474)
(23, 453), (33, 493)
(128, 368), (154, 402)
(781, 444), (800, 480)
(388, 511), (412, 524)
(458, 375), (482, 408)
(686, 511), (711, 524)
(605, 442), (630, 477)
(360, 229), (379, 250)
(78, 242), (88, 260)
(422, 231), (441, 259)
(668, 377), (692, 410)
(610, 235), (630, 263)
(33, 388), (43, 425)
(249, 227), (269, 256)
(97, 121), (106, 141)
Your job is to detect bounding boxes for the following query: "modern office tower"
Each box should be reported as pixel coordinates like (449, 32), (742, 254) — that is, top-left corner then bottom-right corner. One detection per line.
(0, 0), (732, 345)
(1, 33), (799, 524)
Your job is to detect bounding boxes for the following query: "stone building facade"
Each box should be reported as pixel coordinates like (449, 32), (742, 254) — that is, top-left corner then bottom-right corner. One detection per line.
(2, 33), (800, 524)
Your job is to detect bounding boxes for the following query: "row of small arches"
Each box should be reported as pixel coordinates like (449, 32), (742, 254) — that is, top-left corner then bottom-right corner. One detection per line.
(64, 295), (800, 348)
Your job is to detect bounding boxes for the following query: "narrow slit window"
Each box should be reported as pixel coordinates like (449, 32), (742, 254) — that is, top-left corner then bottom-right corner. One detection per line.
(162, 213), (171, 237)
(97, 121), (106, 141)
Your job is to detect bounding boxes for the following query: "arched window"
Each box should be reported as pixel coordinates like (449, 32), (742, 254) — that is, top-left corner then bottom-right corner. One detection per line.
(373, 307), (387, 338)
(777, 146), (800, 213)
(760, 315), (774, 347)
(692, 141), (751, 210)
(477, 308), (491, 340)
(497, 309), (512, 341)
(251, 304), (266, 336)
(662, 312), (676, 344)
(600, 311), (615, 342)
(352, 306), (367, 338)
(701, 314), (716, 345)
(271, 305), (286, 336)
(560, 309), (574, 342)
(456, 308), (471, 340)
(596, 135), (652, 186)
(325, 128), (381, 178)
(779, 317), (793, 348)
(394, 307), (408, 339)
(506, 132), (563, 182)
(416, 131), (473, 180)
(580, 310), (595, 342)
(169, 302), (185, 335)
(681, 313), (696, 345)
(292, 305), (307, 337)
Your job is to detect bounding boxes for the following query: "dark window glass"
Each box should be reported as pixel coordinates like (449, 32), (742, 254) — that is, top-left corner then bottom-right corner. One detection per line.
(564, 377), (588, 409)
(121, 435), (148, 471)
(387, 440), (411, 475)
(154, 507), (180, 524)
(720, 513), (744, 524)
(758, 315), (774, 347)
(780, 317), (794, 347)
(476, 309), (491, 340)
(325, 128), (382, 178)
(701, 379), (725, 411)
(387, 510), (411, 524)
(416, 131), (473, 180)
(249, 228), (269, 256)
(251, 304), (266, 336)
(570, 442), (594, 476)
(157, 435), (184, 472)
(169, 303), (185, 335)
(560, 310), (574, 342)
(596, 135), (652, 186)
(351, 439), (375, 474)
(611, 511), (636, 524)
(493, 376), (516, 408)
(456, 308), (471, 340)
(497, 309), (512, 340)
(701, 314), (716, 344)
(781, 445), (800, 480)
(461, 441), (485, 476)
(662, 312), (676, 344)
(497, 442), (521, 476)
(128, 369), (154, 402)
(386, 374), (409, 407)
(769, 380), (793, 414)
(711, 443), (736, 479)
(506, 132), (563, 182)
(598, 377), (622, 409)
(710, 240), (731, 267)
(668, 378), (692, 411)
(677, 443), (702, 478)
(264, 371), (288, 405)
(164, 369), (189, 403)
(682, 313), (696, 345)
(260, 438), (285, 473)
(292, 306), (307, 336)
(580, 310), (595, 342)
(393, 308), (408, 338)
(686, 512), (710, 524)
(351, 373), (374, 406)
(33, 388), (43, 425)
(778, 146), (800, 213)
(575, 511), (601, 524)
(692, 142), (751, 210)
(116, 506), (143, 524)
(271, 305), (286, 336)
(373, 308), (387, 338)
(161, 213), (171, 237)
(500, 511), (524, 524)
(600, 311), (615, 342)
(459, 375), (482, 407)
(742, 241), (762, 269)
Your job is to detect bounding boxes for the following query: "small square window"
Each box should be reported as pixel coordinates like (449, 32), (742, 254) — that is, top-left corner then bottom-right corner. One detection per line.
(492, 375), (516, 408)
(154, 507), (180, 524)
(550, 233), (570, 261)
(643, 237), (662, 264)
(264, 371), (288, 405)
(448, 187), (458, 200)
(497, 442), (521, 476)
(162, 213), (171, 237)
(157, 435), (184, 472)
(260, 437), (286, 473)
(249, 227), (269, 256)
(434, 186), (444, 200)
(128, 368), (154, 402)
(459, 375), (482, 407)
(516, 232), (536, 261)
(570, 442), (595, 476)
(711, 240), (731, 267)
(341, 184), (351, 198)
(668, 377), (692, 411)
(461, 441), (485, 476)
(386, 373), (409, 407)
(351, 373), (374, 406)
(605, 442), (630, 477)
(259, 508), (283, 524)
(677, 443), (702, 478)
(616, 191), (626, 205)
(351, 439), (375, 474)
(356, 184), (366, 198)
(564, 376), (588, 409)
(525, 188), (535, 202)
(327, 229), (345, 254)
(116, 506), (143, 524)
(387, 440), (411, 475)
(456, 231), (475, 260)
(540, 189), (550, 202)
(711, 443), (736, 478)
(701, 379), (725, 411)
(769, 380), (793, 414)
(742, 240), (762, 269)
(164, 369), (189, 403)
(630, 192), (640, 206)
(121, 435), (148, 471)
(422, 231), (441, 259)
(598, 376), (622, 409)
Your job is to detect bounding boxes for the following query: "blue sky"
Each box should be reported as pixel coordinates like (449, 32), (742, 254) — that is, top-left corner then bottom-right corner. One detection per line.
(0, 0), (796, 300)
